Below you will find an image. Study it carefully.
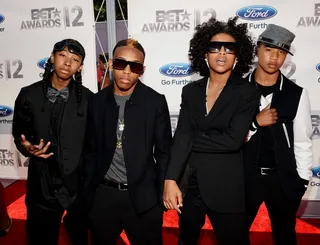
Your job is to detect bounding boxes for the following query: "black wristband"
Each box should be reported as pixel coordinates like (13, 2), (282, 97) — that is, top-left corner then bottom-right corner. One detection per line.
(253, 116), (261, 129)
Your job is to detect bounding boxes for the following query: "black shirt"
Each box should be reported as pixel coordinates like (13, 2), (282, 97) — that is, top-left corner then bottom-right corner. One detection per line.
(255, 77), (280, 168)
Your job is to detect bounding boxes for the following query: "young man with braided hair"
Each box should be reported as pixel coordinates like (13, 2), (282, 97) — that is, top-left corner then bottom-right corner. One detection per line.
(12, 39), (93, 245)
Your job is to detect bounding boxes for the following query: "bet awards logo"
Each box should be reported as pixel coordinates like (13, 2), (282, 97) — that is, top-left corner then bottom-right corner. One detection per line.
(311, 111), (320, 139)
(0, 149), (14, 166)
(21, 6), (84, 30)
(142, 9), (191, 33)
(0, 60), (24, 80)
(297, 3), (320, 27)
(142, 8), (216, 33)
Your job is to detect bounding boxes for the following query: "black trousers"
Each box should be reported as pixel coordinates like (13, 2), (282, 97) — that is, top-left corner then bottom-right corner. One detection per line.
(89, 184), (163, 245)
(179, 184), (247, 245)
(246, 173), (302, 245)
(26, 201), (88, 245)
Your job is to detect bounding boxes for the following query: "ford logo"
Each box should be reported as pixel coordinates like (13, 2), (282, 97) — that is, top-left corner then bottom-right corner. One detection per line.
(236, 5), (277, 21)
(0, 14), (5, 24)
(311, 166), (320, 179)
(316, 63), (320, 72)
(159, 63), (194, 77)
(0, 105), (13, 117)
(37, 57), (49, 69)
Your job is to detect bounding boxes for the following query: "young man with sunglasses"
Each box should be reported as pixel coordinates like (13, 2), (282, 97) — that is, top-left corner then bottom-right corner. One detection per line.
(81, 39), (172, 245)
(244, 24), (313, 245)
(163, 17), (260, 245)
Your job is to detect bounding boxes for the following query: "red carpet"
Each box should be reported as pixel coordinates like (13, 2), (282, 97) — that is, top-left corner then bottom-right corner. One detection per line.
(1, 180), (320, 245)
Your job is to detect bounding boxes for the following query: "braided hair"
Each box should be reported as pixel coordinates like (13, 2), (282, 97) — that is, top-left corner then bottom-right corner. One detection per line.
(41, 39), (85, 116)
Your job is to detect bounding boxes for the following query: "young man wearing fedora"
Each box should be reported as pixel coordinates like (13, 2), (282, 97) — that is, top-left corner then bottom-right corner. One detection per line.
(244, 24), (313, 245)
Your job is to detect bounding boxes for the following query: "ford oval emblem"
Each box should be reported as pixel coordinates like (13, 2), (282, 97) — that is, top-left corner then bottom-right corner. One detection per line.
(37, 57), (49, 69)
(159, 63), (194, 77)
(0, 105), (13, 117)
(0, 14), (5, 24)
(236, 5), (277, 21)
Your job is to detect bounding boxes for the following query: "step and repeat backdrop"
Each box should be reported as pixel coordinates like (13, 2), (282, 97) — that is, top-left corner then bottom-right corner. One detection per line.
(0, 0), (96, 178)
(128, 0), (320, 204)
(0, 0), (319, 216)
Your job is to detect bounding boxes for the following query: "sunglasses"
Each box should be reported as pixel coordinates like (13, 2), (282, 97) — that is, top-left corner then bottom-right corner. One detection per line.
(53, 40), (86, 60)
(207, 41), (237, 54)
(112, 58), (144, 74)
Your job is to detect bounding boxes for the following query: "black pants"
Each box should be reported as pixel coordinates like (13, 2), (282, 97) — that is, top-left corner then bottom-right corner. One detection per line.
(246, 173), (302, 245)
(179, 185), (247, 245)
(26, 201), (88, 245)
(89, 184), (163, 245)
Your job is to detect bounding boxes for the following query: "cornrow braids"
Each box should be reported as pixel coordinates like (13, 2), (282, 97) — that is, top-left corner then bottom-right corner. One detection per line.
(74, 71), (83, 116)
(41, 59), (53, 112)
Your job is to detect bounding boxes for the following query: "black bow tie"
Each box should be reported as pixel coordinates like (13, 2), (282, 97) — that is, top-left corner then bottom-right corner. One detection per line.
(46, 87), (69, 103)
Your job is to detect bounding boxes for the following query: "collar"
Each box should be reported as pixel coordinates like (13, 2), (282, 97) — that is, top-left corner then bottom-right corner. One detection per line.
(248, 69), (284, 91)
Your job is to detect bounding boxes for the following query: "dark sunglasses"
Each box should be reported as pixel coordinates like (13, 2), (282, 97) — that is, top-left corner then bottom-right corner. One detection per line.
(112, 58), (144, 74)
(207, 41), (237, 54)
(53, 40), (86, 61)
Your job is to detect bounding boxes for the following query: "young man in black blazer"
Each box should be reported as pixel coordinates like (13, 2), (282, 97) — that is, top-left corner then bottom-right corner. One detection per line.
(82, 39), (172, 245)
(12, 39), (93, 245)
(244, 24), (313, 245)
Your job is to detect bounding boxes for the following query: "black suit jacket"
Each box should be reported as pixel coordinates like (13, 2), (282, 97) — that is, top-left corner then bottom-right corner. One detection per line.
(12, 80), (93, 208)
(82, 81), (172, 214)
(165, 72), (260, 213)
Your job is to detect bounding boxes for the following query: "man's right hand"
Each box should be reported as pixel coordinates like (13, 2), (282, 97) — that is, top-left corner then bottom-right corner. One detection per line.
(256, 104), (278, 127)
(163, 180), (183, 214)
(20, 134), (54, 159)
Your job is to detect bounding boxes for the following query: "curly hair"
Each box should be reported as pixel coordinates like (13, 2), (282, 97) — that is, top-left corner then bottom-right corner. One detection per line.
(189, 16), (255, 77)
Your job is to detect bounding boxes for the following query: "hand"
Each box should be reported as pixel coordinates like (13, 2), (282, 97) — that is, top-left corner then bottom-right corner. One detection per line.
(256, 104), (278, 127)
(20, 134), (54, 159)
(163, 180), (183, 214)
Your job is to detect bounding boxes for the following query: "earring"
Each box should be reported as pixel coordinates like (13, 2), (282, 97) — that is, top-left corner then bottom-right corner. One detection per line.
(233, 60), (238, 69)
(205, 58), (209, 67)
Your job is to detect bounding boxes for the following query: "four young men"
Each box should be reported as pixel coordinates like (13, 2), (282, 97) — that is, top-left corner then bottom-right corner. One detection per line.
(11, 21), (313, 245)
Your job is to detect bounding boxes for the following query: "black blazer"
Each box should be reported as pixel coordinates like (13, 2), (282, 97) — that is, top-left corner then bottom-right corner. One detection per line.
(165, 72), (260, 213)
(82, 81), (172, 214)
(12, 80), (93, 208)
